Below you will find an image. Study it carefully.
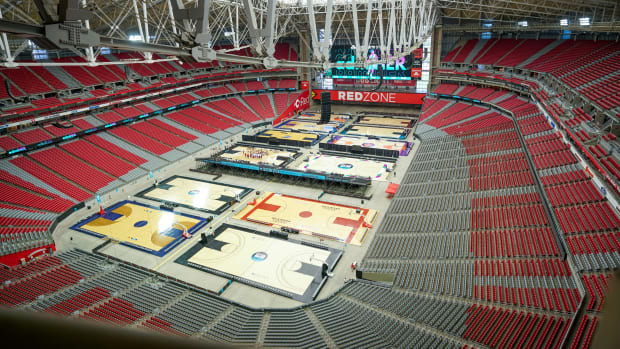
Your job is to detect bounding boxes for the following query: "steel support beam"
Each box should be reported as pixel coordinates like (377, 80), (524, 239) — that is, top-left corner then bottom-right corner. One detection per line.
(0, 10), (11, 62)
(386, 0), (396, 52)
(57, 0), (91, 22)
(32, 0), (54, 24)
(320, 0), (333, 60)
(264, 0), (277, 56)
(351, 0), (361, 53)
(399, 0), (408, 51)
(242, 0), (263, 56)
(195, 0), (211, 45)
(361, 1), (372, 63)
(306, 0), (321, 61)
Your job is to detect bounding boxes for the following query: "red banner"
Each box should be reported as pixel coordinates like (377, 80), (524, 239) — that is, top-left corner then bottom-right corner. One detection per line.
(312, 90), (425, 105)
(272, 89), (310, 125)
(0, 244), (55, 267)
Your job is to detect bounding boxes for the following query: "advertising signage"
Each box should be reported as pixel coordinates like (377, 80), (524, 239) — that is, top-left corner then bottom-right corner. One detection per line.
(411, 48), (423, 79)
(312, 90), (425, 105)
(271, 89), (311, 125)
(329, 46), (417, 81)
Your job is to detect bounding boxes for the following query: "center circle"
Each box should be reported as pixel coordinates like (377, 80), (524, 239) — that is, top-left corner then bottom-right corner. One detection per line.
(133, 220), (148, 228)
(188, 189), (200, 195)
(362, 142), (375, 147)
(299, 211), (313, 218)
(338, 163), (354, 170)
(251, 252), (268, 261)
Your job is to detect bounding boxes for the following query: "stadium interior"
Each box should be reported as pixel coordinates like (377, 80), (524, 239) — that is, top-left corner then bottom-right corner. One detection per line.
(0, 0), (619, 347)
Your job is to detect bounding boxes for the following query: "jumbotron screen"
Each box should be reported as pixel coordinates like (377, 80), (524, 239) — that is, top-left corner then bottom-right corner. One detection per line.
(329, 46), (420, 80)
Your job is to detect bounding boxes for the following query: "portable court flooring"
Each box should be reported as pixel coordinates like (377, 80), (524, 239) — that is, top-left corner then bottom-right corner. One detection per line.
(71, 200), (209, 256)
(291, 154), (394, 181)
(234, 192), (377, 246)
(298, 112), (350, 122)
(176, 224), (342, 301)
(136, 175), (253, 215)
(251, 129), (323, 146)
(275, 119), (342, 133)
(357, 116), (412, 128)
(341, 125), (409, 140)
(217, 144), (300, 167)
(325, 135), (412, 156)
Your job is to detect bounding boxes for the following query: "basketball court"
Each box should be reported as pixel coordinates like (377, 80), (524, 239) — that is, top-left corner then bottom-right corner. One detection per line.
(176, 224), (342, 301)
(326, 135), (412, 156)
(136, 176), (252, 215)
(291, 154), (394, 181)
(298, 112), (350, 122)
(250, 129), (323, 146)
(342, 125), (409, 139)
(357, 116), (412, 128)
(234, 192), (377, 246)
(218, 144), (299, 167)
(276, 119), (342, 133)
(71, 200), (208, 256)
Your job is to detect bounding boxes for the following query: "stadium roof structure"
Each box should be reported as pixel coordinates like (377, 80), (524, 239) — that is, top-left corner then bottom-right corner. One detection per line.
(0, 1), (618, 68)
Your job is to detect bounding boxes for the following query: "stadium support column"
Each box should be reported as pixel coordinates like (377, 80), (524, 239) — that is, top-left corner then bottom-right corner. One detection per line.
(351, 0), (361, 55)
(361, 1), (372, 61)
(0, 9), (11, 63)
(320, 0), (334, 61)
(430, 25), (442, 86)
(242, 0), (263, 56)
(264, 0), (277, 57)
(166, 0), (179, 47)
(299, 33), (311, 92)
(306, 0), (322, 61)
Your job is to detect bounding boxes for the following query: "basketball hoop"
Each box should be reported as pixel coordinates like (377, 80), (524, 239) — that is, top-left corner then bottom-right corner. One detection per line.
(174, 223), (190, 239)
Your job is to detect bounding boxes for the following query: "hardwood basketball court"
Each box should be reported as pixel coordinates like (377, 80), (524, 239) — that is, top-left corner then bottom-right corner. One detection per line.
(342, 125), (409, 139)
(234, 192), (376, 246)
(218, 144), (300, 167)
(176, 224), (342, 302)
(326, 135), (412, 156)
(71, 200), (209, 256)
(357, 116), (412, 128)
(298, 112), (350, 122)
(136, 175), (252, 215)
(258, 129), (321, 142)
(291, 154), (394, 181)
(276, 119), (342, 133)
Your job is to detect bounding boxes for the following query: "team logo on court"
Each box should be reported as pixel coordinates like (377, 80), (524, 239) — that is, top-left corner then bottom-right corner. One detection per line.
(338, 163), (354, 169)
(133, 220), (148, 228)
(188, 190), (200, 195)
(251, 252), (268, 261)
(362, 143), (375, 147)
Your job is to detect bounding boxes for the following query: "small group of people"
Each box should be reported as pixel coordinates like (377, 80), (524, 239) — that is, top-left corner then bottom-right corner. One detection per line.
(244, 148), (267, 159)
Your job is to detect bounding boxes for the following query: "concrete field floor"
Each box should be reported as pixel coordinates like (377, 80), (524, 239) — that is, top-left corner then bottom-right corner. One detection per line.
(53, 103), (421, 309)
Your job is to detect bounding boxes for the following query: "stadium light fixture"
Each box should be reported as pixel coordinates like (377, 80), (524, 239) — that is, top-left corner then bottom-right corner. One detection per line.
(560, 19), (569, 26)
(129, 34), (142, 41)
(579, 17), (590, 26)
(518, 21), (528, 27)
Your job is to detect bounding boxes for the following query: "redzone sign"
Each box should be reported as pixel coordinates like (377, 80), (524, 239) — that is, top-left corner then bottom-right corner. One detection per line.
(313, 90), (424, 105)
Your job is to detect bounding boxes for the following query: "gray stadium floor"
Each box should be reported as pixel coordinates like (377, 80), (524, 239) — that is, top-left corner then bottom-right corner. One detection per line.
(52, 104), (421, 309)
